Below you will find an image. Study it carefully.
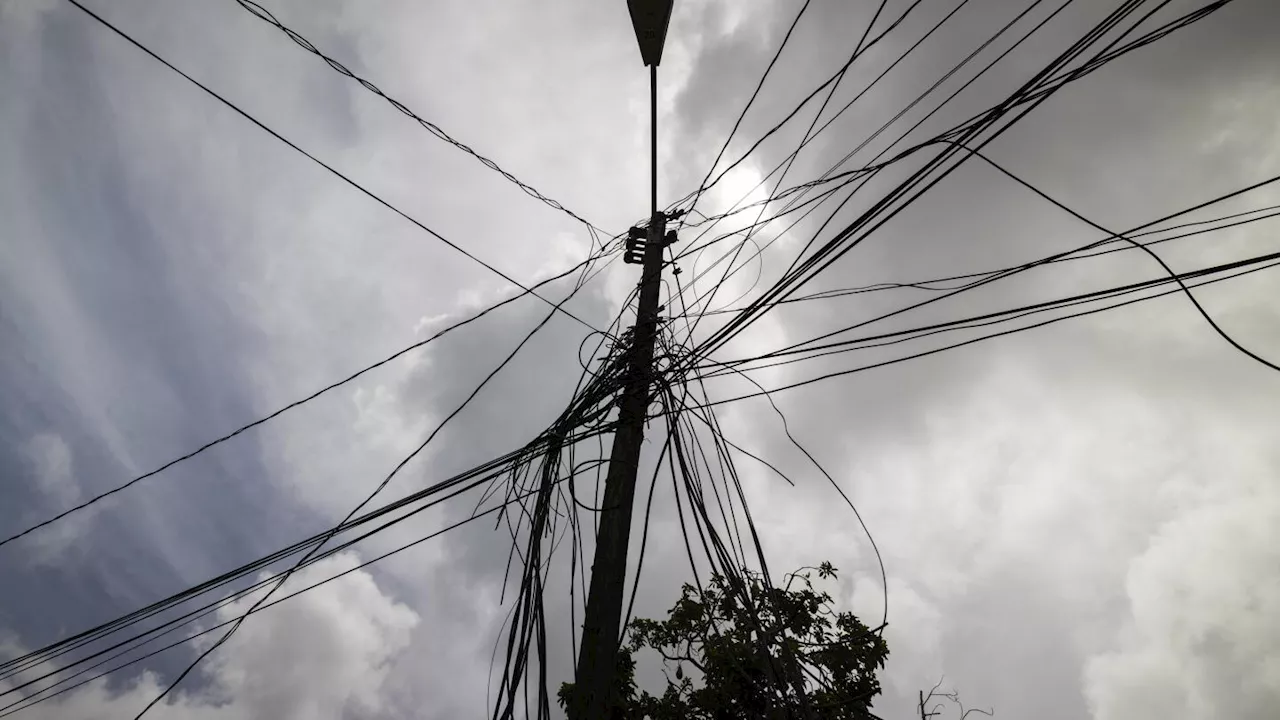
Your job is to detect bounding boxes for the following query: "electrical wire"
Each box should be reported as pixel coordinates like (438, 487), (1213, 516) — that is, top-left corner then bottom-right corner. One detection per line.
(955, 140), (1280, 373)
(4, 0), (625, 555)
(0, 251), (615, 553)
(702, 247), (1280, 378)
(680, 250), (1280, 412)
(60, 0), (602, 333)
(231, 0), (609, 238)
(742, 165), (1280, 370)
(17, 4), (1254, 718)
(690, 201), (1280, 318)
(680, 0), (814, 230)
(685, 0), (1228, 369)
(666, 0), (1069, 338)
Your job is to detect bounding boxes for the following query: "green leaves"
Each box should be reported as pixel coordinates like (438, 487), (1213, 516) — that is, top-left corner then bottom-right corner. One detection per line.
(561, 561), (888, 719)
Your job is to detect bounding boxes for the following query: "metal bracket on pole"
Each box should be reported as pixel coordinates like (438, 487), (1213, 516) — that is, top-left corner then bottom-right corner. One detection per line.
(624, 221), (676, 265)
(623, 226), (648, 265)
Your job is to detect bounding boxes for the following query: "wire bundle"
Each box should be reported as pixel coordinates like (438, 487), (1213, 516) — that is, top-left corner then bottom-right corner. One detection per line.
(4, 2), (1274, 720)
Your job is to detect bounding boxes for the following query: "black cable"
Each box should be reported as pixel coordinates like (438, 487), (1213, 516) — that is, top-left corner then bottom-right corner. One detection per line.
(488, 284), (654, 719)
(671, 0), (978, 262)
(652, 379), (822, 714)
(690, 202), (1280, 318)
(3, 463), (507, 702)
(5, 0), (632, 550)
(675, 0), (1085, 294)
(677, 0), (933, 221)
(680, 0), (814, 229)
(683, 0), (902, 334)
(0, 415), (617, 699)
(766, 0), (1059, 287)
(704, 247), (1280, 376)
(129, 199), (609, 718)
(695, 356), (888, 631)
(232, 0), (608, 236)
(735, 171), (1280, 365)
(8, 0), (625, 560)
(953, 140), (1280, 373)
(60, 0), (602, 335)
(0, 251), (611, 552)
(655, 16), (1249, 687)
(682, 252), (1280, 412)
(1, 475), (590, 718)
(666, 0), (1065, 337)
(687, 0), (1213, 367)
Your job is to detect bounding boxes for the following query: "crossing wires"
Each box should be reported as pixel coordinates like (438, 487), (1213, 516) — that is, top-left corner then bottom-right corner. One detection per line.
(230, 0), (611, 240)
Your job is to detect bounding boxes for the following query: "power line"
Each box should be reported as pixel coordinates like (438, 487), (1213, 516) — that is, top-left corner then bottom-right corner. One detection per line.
(0, 473), (599, 719)
(0, 413), (616, 700)
(682, 0), (1209, 298)
(953, 140), (1280, 374)
(671, 0), (981, 261)
(665, 0), (1072, 339)
(28, 6), (639, 704)
(690, 202), (1280, 317)
(679, 0), (814, 231)
(676, 0), (931, 223)
(231, 0), (609, 238)
(678, 345), (888, 631)
(61, 0), (602, 334)
(131, 256), (606, 718)
(685, 0), (1228, 367)
(729, 168), (1280, 371)
(2, 0), (622, 554)
(703, 247), (1280, 377)
(682, 249), (1280, 412)
(0, 250), (613, 552)
(683, 0), (902, 337)
(17, 2), (1262, 717)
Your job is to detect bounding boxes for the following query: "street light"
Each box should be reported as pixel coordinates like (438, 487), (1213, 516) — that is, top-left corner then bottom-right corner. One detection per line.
(627, 0), (674, 66)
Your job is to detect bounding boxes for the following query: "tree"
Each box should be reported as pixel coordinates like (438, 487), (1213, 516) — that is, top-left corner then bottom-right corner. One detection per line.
(559, 562), (889, 719)
(917, 679), (993, 720)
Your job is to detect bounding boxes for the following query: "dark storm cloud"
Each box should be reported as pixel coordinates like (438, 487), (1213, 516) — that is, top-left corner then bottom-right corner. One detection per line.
(5, 0), (1279, 718)
(0, 0), (354, 686)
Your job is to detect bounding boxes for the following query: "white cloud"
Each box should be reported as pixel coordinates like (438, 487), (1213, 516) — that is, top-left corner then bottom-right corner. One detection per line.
(728, 348), (1280, 717)
(2, 552), (418, 720)
(18, 433), (92, 562)
(23, 434), (77, 508)
(1085, 489), (1280, 720)
(6, 1), (1280, 718)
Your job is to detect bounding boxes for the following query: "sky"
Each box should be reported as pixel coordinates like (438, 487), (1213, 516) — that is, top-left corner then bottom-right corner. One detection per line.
(2, 0), (1279, 718)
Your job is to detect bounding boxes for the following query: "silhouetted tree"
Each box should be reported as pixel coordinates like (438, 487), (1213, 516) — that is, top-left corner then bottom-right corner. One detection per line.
(917, 678), (993, 720)
(560, 562), (888, 719)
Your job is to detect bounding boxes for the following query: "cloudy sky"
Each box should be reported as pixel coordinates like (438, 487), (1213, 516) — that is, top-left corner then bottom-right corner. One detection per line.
(2, 0), (1279, 718)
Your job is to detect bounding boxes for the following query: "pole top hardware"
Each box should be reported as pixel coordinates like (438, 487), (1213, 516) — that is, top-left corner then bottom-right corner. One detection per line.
(624, 224), (676, 265)
(624, 226), (648, 265)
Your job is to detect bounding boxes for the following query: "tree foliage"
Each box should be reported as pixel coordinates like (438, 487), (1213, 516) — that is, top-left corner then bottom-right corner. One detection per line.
(560, 562), (888, 719)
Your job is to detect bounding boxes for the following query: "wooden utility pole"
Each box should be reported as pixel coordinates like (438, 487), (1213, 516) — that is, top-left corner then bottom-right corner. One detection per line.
(570, 3), (673, 718)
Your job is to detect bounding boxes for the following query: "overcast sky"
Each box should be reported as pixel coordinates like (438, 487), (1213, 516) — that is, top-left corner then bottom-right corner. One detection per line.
(2, 0), (1279, 719)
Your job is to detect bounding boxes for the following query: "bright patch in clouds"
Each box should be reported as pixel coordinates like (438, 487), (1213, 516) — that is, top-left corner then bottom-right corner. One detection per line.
(24, 434), (77, 508)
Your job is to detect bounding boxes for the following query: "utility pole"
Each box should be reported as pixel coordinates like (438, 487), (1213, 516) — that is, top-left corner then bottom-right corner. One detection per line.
(570, 2), (674, 718)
